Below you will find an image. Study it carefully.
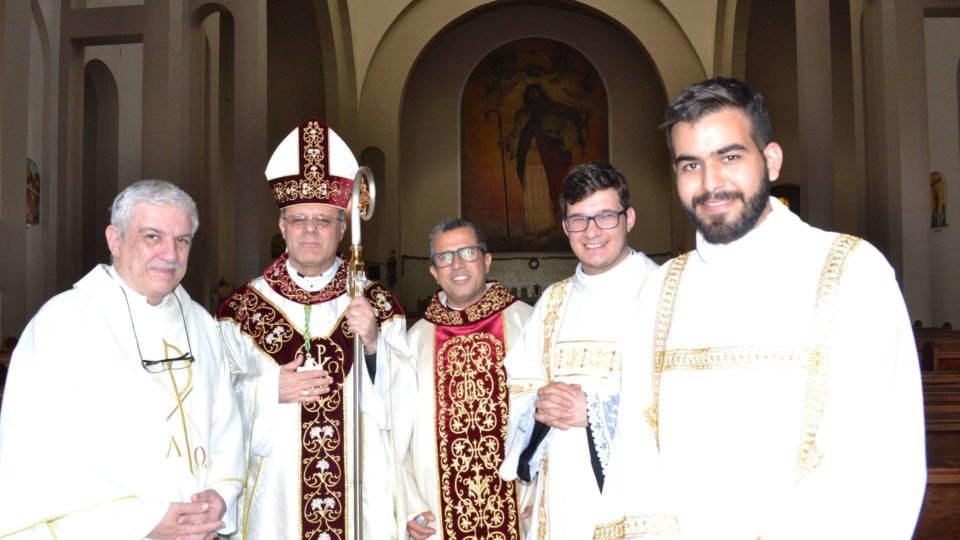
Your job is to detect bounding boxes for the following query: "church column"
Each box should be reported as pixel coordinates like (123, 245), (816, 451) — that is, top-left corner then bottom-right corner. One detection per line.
(795, 0), (834, 230)
(0, 0), (31, 339)
(228, 0), (268, 281)
(142, 0), (187, 183)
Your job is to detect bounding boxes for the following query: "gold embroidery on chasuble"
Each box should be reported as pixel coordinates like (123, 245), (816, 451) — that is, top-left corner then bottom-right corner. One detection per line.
(592, 514), (681, 540)
(155, 340), (205, 475)
(536, 279), (571, 540)
(216, 255), (403, 540)
(553, 345), (622, 378)
(425, 283), (520, 539)
(796, 233), (860, 480)
(645, 235), (860, 482)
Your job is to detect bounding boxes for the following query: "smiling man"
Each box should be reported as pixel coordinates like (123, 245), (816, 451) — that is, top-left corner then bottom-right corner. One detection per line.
(0, 180), (244, 539)
(596, 77), (926, 539)
(404, 219), (533, 539)
(499, 161), (660, 539)
(216, 120), (415, 539)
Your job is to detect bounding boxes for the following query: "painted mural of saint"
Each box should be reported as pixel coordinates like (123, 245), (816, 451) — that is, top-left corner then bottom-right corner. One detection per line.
(931, 171), (946, 228)
(503, 83), (589, 235)
(26, 158), (40, 225)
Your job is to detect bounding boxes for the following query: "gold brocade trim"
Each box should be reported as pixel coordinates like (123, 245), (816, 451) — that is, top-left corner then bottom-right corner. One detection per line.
(646, 253), (690, 441)
(261, 253), (348, 306)
(0, 495), (139, 538)
(553, 346), (621, 377)
(537, 458), (549, 540)
(530, 279), (570, 540)
(300, 336), (348, 539)
(796, 233), (860, 481)
(240, 377), (262, 540)
(423, 281), (516, 326)
(592, 514), (681, 539)
(661, 347), (810, 371)
(222, 288), (297, 357)
(509, 381), (541, 396)
(541, 279), (572, 380)
(434, 331), (520, 539)
(271, 120), (350, 208)
(646, 235), (861, 482)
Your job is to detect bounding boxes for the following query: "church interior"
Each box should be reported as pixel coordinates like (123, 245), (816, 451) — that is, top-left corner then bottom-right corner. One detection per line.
(1, 0), (959, 536)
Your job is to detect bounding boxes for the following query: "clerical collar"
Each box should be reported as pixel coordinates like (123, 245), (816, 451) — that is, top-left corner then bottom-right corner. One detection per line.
(574, 248), (636, 287)
(286, 257), (340, 292)
(104, 265), (175, 308)
(440, 282), (493, 310)
(695, 197), (791, 264)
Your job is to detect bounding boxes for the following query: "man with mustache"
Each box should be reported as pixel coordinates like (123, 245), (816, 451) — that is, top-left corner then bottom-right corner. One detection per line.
(216, 119), (415, 539)
(595, 77), (926, 539)
(500, 161), (660, 539)
(0, 180), (244, 539)
(404, 219), (534, 539)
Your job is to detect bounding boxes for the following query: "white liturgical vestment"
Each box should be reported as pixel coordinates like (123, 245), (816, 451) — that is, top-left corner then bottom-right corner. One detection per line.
(217, 254), (416, 540)
(596, 198), (926, 539)
(404, 282), (533, 539)
(0, 265), (244, 539)
(500, 251), (659, 540)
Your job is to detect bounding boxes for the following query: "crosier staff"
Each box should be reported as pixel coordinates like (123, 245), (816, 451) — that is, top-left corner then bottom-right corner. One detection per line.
(348, 165), (376, 540)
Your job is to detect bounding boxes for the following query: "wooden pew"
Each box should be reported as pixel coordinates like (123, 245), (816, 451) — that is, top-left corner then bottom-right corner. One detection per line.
(914, 325), (960, 371)
(923, 372), (960, 430)
(916, 372), (960, 538)
(922, 342), (960, 372)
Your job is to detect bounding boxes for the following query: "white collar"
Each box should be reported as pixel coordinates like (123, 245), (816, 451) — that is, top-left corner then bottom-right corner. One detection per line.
(105, 265), (176, 309)
(573, 248), (638, 295)
(439, 282), (492, 310)
(693, 197), (797, 264)
(286, 257), (340, 292)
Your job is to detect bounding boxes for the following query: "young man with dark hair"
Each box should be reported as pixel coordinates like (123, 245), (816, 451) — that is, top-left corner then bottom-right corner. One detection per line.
(596, 77), (926, 539)
(501, 160), (660, 539)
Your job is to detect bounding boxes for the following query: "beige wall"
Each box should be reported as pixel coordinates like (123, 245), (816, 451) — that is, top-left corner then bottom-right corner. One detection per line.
(395, 3), (677, 309)
(3, 0), (960, 335)
(84, 43), (143, 191)
(925, 16), (960, 326)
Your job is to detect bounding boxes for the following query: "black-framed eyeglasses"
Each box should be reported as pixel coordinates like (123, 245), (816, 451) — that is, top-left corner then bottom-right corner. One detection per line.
(432, 245), (484, 268)
(116, 277), (195, 374)
(283, 215), (342, 230)
(563, 210), (627, 232)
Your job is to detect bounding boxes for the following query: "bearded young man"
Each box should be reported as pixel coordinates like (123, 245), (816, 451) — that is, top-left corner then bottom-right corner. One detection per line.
(595, 77), (926, 539)
(499, 161), (660, 539)
(404, 219), (533, 540)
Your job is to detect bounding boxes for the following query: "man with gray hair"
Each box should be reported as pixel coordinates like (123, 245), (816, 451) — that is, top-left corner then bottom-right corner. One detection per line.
(404, 218), (534, 539)
(0, 179), (244, 539)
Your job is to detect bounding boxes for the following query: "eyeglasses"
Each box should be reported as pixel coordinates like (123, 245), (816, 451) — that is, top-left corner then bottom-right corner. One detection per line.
(432, 245), (484, 268)
(115, 276), (195, 374)
(140, 352), (195, 373)
(563, 210), (627, 232)
(284, 215), (342, 230)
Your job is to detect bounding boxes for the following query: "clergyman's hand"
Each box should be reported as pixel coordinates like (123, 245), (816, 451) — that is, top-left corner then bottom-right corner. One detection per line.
(406, 511), (437, 540)
(346, 297), (379, 353)
(278, 353), (334, 404)
(533, 381), (587, 430)
(146, 499), (222, 540)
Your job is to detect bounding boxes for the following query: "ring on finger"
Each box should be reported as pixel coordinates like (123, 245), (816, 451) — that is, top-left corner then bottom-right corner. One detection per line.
(301, 389), (309, 396)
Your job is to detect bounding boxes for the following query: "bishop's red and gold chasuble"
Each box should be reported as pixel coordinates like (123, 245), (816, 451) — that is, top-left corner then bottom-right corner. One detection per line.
(217, 253), (402, 539)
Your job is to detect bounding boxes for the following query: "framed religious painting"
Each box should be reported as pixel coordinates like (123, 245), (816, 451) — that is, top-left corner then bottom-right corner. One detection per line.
(461, 38), (608, 251)
(26, 158), (40, 225)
